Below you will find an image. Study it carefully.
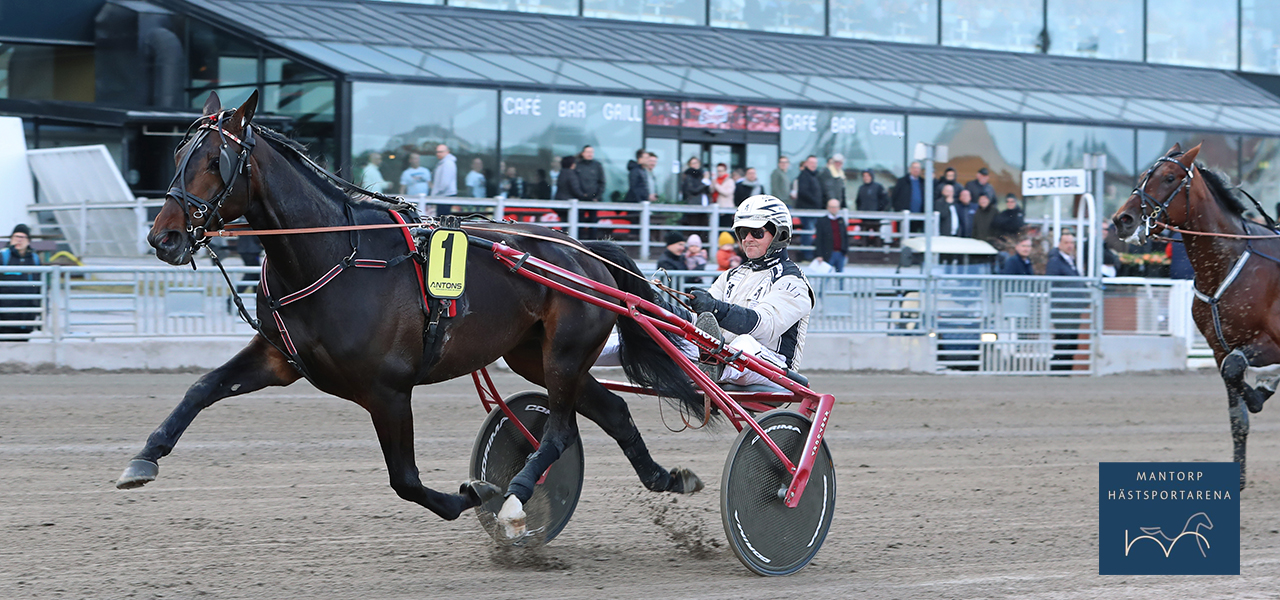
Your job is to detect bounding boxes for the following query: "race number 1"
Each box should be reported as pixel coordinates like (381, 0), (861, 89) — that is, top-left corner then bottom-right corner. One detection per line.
(426, 229), (467, 298)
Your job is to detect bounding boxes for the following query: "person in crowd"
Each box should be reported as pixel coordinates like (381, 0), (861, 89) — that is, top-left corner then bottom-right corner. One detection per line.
(712, 163), (736, 210)
(576, 145), (605, 203)
(817, 154), (847, 209)
(499, 165), (526, 199)
(892, 161), (926, 233)
(430, 144), (457, 197)
(548, 157), (561, 200)
(554, 156), (583, 201)
(855, 169), (888, 246)
(625, 149), (649, 204)
(795, 156), (823, 259)
(644, 152), (659, 202)
(965, 167), (997, 211)
(0, 224), (41, 338)
(991, 193), (1026, 239)
(1168, 231), (1193, 279)
(684, 234), (708, 284)
(970, 193), (998, 242)
(734, 167), (764, 205)
(1046, 232), (1080, 277)
(1002, 237), (1035, 275)
(656, 231), (686, 272)
(716, 231), (737, 270)
(937, 184), (967, 237)
(361, 151), (389, 193)
(680, 157), (711, 227)
(1046, 232), (1085, 371)
(466, 157), (486, 198)
(398, 152), (431, 196)
(771, 156), (792, 203)
(934, 167), (960, 199)
(813, 199), (848, 272)
(956, 188), (976, 237)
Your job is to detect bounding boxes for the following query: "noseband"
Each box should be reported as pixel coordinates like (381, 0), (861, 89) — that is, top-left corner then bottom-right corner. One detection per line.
(166, 111), (257, 251)
(1131, 153), (1194, 239)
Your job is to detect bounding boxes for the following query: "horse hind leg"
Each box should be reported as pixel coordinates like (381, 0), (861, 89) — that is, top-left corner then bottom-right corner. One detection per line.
(576, 376), (702, 494)
(1220, 350), (1252, 491)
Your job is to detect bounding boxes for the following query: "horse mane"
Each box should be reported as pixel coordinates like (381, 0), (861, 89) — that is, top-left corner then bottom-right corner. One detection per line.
(251, 124), (406, 212)
(1196, 164), (1249, 217)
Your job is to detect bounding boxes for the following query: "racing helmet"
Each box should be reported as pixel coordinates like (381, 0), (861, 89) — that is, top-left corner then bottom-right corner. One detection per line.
(733, 194), (792, 251)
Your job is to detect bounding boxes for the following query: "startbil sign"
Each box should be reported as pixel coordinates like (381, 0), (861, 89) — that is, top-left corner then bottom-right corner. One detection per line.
(1022, 169), (1088, 196)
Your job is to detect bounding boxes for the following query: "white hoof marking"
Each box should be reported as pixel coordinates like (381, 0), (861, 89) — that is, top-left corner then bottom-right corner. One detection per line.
(497, 495), (527, 540)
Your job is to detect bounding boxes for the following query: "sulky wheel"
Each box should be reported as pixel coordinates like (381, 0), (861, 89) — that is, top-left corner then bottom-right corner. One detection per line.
(469, 391), (583, 545)
(721, 409), (836, 576)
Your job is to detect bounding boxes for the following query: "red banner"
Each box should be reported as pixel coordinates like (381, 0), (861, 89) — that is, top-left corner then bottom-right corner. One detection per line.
(682, 102), (746, 130)
(746, 106), (780, 132)
(644, 99), (681, 127)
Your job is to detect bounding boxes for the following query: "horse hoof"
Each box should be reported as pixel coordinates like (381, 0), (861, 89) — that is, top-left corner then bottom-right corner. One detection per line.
(670, 467), (704, 494)
(461, 480), (502, 506)
(496, 495), (527, 540)
(116, 459), (158, 489)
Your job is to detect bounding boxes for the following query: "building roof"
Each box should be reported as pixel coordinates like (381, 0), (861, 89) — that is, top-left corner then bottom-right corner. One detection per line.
(168, 0), (1280, 135)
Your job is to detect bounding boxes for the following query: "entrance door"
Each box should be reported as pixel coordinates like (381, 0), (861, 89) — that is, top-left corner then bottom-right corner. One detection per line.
(680, 142), (745, 173)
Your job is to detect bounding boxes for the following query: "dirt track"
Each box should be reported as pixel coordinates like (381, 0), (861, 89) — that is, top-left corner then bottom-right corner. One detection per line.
(2, 370), (1279, 599)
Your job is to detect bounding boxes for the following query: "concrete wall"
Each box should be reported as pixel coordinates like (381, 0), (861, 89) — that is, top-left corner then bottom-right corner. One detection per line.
(802, 333), (937, 372)
(1095, 335), (1187, 375)
(0, 339), (251, 371)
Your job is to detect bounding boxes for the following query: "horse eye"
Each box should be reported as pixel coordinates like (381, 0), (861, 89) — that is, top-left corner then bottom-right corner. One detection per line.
(1164, 175), (1175, 183)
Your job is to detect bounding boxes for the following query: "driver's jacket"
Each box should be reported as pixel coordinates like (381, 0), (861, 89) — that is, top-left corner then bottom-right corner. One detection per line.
(707, 257), (814, 369)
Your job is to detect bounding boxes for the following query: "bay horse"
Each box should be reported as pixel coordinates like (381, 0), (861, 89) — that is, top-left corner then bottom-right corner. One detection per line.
(1112, 143), (1277, 490)
(117, 90), (706, 535)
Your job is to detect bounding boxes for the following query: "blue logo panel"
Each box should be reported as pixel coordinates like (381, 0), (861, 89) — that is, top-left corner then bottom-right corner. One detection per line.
(1099, 462), (1239, 575)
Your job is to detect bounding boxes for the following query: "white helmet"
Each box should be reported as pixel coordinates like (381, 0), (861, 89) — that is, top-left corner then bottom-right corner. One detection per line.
(733, 194), (792, 251)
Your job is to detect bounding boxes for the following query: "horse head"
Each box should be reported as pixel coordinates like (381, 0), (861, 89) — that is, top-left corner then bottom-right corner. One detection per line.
(1112, 143), (1201, 245)
(149, 90), (259, 265)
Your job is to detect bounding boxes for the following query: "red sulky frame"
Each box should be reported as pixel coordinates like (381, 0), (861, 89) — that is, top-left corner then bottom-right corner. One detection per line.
(467, 240), (835, 508)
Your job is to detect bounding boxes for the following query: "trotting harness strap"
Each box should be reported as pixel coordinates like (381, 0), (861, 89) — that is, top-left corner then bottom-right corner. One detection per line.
(1192, 250), (1251, 353)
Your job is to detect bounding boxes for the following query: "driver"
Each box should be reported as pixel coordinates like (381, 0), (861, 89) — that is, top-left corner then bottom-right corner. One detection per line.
(689, 195), (814, 386)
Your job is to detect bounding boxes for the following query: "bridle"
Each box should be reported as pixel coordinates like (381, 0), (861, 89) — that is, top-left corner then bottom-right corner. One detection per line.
(166, 110), (257, 253)
(1130, 152), (1194, 241)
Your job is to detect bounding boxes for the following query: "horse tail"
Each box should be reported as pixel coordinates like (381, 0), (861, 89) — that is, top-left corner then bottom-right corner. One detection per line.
(583, 241), (712, 423)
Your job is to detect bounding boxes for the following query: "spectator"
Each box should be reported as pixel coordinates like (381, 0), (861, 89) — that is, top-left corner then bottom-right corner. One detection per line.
(892, 161), (926, 232)
(934, 167), (960, 199)
(554, 156), (583, 201)
(656, 231), (686, 272)
(1002, 237), (1035, 275)
(855, 169), (889, 246)
(684, 234), (708, 284)
(991, 194), (1026, 239)
(937, 184), (967, 237)
(644, 152), (659, 202)
(398, 152), (431, 196)
(1046, 232), (1085, 371)
(549, 157), (561, 199)
(956, 188), (976, 237)
(625, 149), (649, 204)
(430, 144), (457, 197)
(361, 151), (389, 193)
(715, 231), (737, 270)
(817, 154), (847, 209)
(576, 145), (605, 203)
(530, 169), (551, 200)
(465, 158), (486, 198)
(813, 199), (849, 272)
(971, 193), (998, 241)
(795, 156), (823, 259)
(0, 224), (41, 338)
(1046, 232), (1080, 277)
(734, 167), (764, 205)
(499, 165), (526, 199)
(1169, 232), (1193, 279)
(965, 167), (997, 211)
(712, 162), (735, 209)
(771, 156), (792, 203)
(680, 157), (711, 227)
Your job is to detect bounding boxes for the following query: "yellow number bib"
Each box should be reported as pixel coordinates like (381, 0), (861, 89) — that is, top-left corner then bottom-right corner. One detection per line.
(426, 229), (467, 299)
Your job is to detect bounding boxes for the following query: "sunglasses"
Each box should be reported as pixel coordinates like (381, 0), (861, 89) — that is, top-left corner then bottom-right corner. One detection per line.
(737, 227), (768, 240)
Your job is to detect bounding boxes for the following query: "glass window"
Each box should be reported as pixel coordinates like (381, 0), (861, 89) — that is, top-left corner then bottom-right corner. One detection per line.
(351, 83), (498, 198)
(263, 55), (327, 83)
(831, 0), (938, 45)
(1146, 0), (1237, 69)
(1241, 137), (1280, 212)
(907, 116), (1023, 207)
(780, 109), (907, 204)
(499, 92), (643, 201)
(645, 138), (682, 204)
(1243, 0), (1280, 74)
(710, 0), (824, 35)
(1025, 123), (1135, 219)
(941, 0), (1044, 53)
(1138, 130), (1239, 184)
(447, 0), (577, 15)
(188, 21), (259, 91)
(583, 0), (706, 25)
(746, 143), (779, 196)
(0, 43), (95, 102)
(1046, 0), (1141, 61)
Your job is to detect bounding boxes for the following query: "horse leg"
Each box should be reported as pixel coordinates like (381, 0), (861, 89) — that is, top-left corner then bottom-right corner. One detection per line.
(1220, 350), (1253, 491)
(365, 386), (499, 520)
(575, 376), (702, 494)
(116, 336), (300, 489)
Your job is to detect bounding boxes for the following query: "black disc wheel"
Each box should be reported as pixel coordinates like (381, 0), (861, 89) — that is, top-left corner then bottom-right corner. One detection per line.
(721, 409), (836, 576)
(469, 391), (584, 545)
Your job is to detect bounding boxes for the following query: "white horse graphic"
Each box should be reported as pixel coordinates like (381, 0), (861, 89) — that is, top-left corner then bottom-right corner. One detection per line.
(1124, 512), (1214, 558)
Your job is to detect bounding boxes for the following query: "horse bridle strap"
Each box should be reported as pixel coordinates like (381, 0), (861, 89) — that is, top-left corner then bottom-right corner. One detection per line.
(166, 112), (256, 249)
(1133, 154), (1194, 236)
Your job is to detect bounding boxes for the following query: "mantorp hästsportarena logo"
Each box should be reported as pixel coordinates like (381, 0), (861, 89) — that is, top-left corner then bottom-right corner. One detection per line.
(1099, 462), (1239, 575)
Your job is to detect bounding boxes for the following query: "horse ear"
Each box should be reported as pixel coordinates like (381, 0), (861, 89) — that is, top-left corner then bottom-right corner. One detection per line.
(1166, 143), (1182, 156)
(228, 90), (259, 134)
(1179, 143), (1202, 168)
(202, 91), (222, 117)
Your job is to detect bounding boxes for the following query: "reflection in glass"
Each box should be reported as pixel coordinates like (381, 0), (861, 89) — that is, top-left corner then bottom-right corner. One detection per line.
(831, 0), (937, 44)
(907, 116), (1023, 205)
(1025, 123), (1135, 219)
(1242, 0), (1280, 74)
(710, 0), (824, 35)
(1046, 0), (1141, 62)
(645, 138), (682, 204)
(1241, 137), (1280, 212)
(941, 0), (1044, 53)
(499, 92), (643, 201)
(583, 0), (705, 25)
(351, 83), (498, 198)
(448, 0), (577, 15)
(780, 109), (907, 202)
(746, 143), (779, 196)
(188, 20), (258, 91)
(1137, 130), (1239, 184)
(1146, 0), (1237, 69)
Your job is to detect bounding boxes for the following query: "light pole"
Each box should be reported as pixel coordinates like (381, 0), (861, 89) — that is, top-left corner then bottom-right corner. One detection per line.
(913, 142), (948, 275)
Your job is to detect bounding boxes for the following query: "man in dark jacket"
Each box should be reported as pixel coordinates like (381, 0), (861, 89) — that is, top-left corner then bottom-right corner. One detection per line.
(964, 167), (997, 211)
(575, 145), (606, 202)
(991, 194), (1025, 240)
(795, 155), (823, 259)
(816, 154), (847, 209)
(656, 231), (687, 272)
(936, 184), (968, 237)
(1046, 232), (1084, 370)
(970, 193), (998, 241)
(891, 161), (926, 233)
(733, 167), (764, 205)
(813, 199), (849, 272)
(624, 149), (648, 204)
(854, 169), (888, 246)
(680, 157), (711, 227)
(1046, 232), (1081, 277)
(554, 156), (583, 200)
(934, 167), (960, 199)
(1002, 237), (1035, 275)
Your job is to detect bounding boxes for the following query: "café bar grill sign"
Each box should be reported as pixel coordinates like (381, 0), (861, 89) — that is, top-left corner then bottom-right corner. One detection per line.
(1022, 169), (1088, 196)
